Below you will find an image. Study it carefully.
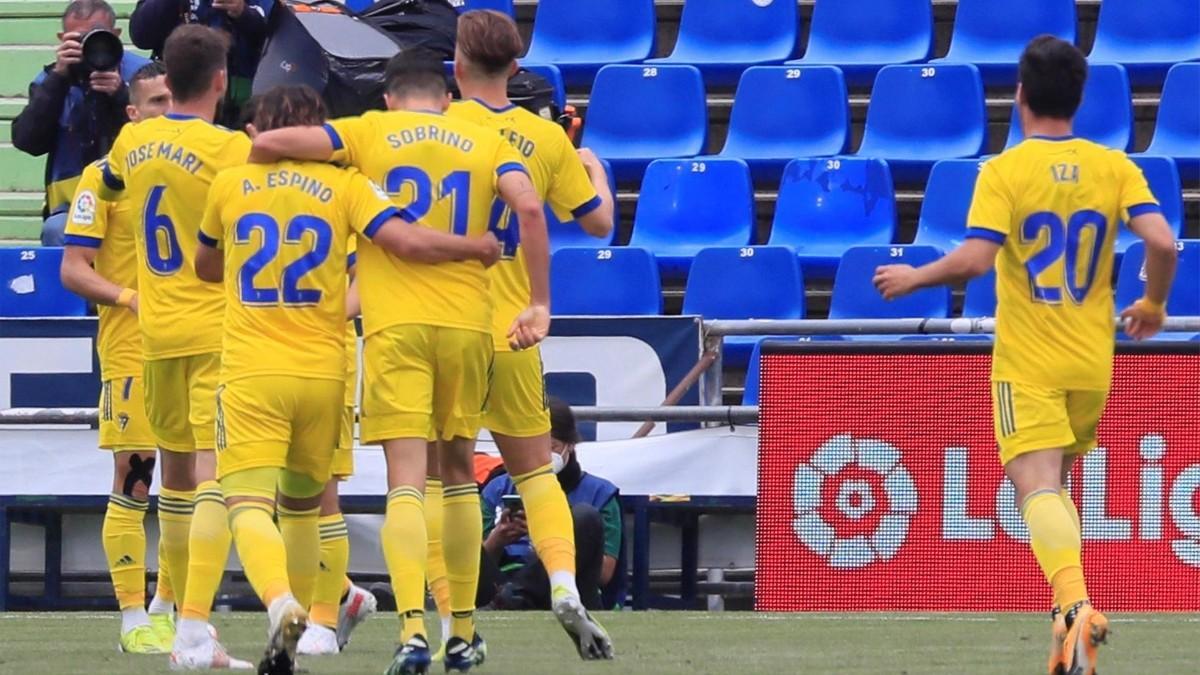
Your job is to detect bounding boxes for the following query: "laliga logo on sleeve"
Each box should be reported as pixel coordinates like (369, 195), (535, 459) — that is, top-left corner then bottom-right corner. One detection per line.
(793, 434), (918, 569)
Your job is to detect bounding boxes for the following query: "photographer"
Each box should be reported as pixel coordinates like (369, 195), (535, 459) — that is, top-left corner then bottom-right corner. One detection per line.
(12, 0), (148, 245)
(129, 0), (274, 125)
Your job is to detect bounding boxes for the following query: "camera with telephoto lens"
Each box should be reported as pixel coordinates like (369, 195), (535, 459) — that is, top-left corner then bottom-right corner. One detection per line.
(69, 28), (124, 85)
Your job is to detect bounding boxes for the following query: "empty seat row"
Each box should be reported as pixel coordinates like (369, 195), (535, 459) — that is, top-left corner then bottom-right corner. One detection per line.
(578, 154), (1186, 282)
(585, 63), (1200, 184)
(522, 0), (1200, 87)
(550, 241), (1200, 366)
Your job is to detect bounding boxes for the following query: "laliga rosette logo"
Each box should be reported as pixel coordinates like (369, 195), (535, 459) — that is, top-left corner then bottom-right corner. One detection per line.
(792, 434), (918, 569)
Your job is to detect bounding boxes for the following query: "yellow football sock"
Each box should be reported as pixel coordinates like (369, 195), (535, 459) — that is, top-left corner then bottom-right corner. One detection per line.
(157, 487), (194, 602)
(278, 504), (320, 610)
(382, 486), (426, 642)
(443, 483), (481, 640)
(155, 533), (175, 604)
(513, 465), (576, 577)
(104, 494), (149, 610)
(311, 514), (350, 629)
(424, 477), (452, 620)
(1022, 490), (1088, 610)
(1060, 488), (1081, 535)
(180, 481), (231, 622)
(228, 501), (290, 608)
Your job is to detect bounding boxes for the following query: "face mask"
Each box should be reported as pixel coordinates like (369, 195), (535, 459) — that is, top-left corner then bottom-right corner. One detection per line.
(550, 450), (567, 474)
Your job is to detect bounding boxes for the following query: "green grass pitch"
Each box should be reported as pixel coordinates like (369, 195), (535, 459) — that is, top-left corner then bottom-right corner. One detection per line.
(0, 611), (1196, 674)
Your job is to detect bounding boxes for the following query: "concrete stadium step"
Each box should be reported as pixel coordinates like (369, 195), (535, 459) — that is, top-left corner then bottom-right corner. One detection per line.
(0, 17), (132, 45)
(0, 192), (42, 215)
(0, 214), (41, 244)
(0, 98), (24, 119)
(0, 144), (44, 191)
(0, 1), (136, 17)
(0, 119), (9, 143)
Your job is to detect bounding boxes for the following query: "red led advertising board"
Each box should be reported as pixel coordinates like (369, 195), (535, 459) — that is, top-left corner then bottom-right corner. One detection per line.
(756, 344), (1200, 611)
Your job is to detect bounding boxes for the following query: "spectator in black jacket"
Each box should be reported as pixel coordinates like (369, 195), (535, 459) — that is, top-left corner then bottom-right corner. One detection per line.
(12, 0), (149, 245)
(129, 0), (274, 125)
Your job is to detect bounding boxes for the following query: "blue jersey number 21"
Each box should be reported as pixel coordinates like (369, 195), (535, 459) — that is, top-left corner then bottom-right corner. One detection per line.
(235, 213), (333, 306)
(385, 166), (471, 235)
(1020, 209), (1108, 304)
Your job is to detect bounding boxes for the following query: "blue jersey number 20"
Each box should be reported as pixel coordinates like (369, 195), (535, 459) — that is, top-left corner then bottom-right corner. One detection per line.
(234, 213), (333, 306)
(1020, 209), (1108, 304)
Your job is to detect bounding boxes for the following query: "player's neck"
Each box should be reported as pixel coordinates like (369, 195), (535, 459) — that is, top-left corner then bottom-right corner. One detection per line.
(1023, 116), (1074, 140)
(168, 96), (219, 123)
(459, 79), (511, 112)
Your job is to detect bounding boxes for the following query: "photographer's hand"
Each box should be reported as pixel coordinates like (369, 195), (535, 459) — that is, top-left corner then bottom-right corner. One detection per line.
(53, 32), (83, 77)
(212, 0), (246, 19)
(89, 70), (122, 96)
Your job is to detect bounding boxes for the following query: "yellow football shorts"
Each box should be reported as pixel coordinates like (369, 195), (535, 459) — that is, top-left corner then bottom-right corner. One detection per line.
(360, 324), (493, 444)
(483, 347), (551, 438)
(143, 352), (220, 452)
(214, 375), (343, 483)
(98, 376), (157, 451)
(993, 381), (1109, 465)
(332, 405), (355, 479)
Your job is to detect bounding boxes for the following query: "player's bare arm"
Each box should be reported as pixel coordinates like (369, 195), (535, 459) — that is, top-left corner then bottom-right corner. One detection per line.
(60, 246), (137, 313)
(874, 239), (1002, 300)
(248, 126), (334, 164)
(194, 241), (224, 283)
(498, 170), (551, 350)
(371, 218), (502, 267)
(576, 147), (615, 238)
(1120, 211), (1179, 340)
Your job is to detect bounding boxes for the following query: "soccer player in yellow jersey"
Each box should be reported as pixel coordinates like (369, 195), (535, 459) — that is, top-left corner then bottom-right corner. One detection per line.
(100, 25), (252, 669)
(873, 37), (1178, 675)
(431, 9), (615, 661)
(251, 52), (551, 674)
(193, 85), (499, 675)
(60, 61), (178, 656)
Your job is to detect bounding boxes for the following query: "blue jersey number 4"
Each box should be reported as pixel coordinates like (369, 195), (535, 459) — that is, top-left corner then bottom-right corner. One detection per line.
(1020, 209), (1108, 304)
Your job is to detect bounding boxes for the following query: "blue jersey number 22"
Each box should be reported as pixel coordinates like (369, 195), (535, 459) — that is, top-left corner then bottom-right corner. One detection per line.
(1020, 209), (1108, 304)
(235, 213), (333, 306)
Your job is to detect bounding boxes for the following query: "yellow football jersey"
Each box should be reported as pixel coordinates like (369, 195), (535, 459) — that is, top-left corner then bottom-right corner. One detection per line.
(63, 161), (142, 381)
(323, 109), (528, 336)
(101, 114), (251, 360)
(199, 161), (399, 384)
(966, 136), (1159, 390)
(447, 100), (600, 350)
(345, 235), (359, 408)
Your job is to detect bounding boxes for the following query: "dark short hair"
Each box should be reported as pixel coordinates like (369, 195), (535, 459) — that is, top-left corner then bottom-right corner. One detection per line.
(457, 10), (523, 77)
(63, 0), (116, 27)
(1018, 35), (1087, 120)
(549, 397), (580, 445)
(384, 50), (449, 100)
(252, 85), (328, 132)
(129, 61), (167, 100)
(162, 24), (229, 104)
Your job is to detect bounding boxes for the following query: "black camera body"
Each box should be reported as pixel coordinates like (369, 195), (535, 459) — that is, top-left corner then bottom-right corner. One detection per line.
(69, 28), (125, 85)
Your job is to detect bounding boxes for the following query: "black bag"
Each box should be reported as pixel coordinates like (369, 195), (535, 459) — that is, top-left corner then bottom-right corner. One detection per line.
(253, 0), (457, 118)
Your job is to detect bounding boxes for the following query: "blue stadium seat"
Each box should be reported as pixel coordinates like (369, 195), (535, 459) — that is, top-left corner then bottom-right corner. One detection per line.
(962, 269), (997, 317)
(829, 246), (950, 319)
(521, 64), (566, 111)
(583, 65), (708, 184)
(742, 336), (844, 405)
(1116, 157), (1184, 255)
(856, 64), (987, 183)
(682, 246), (806, 367)
(549, 159), (616, 252)
(523, 0), (656, 87)
(717, 66), (849, 182)
(1143, 64), (1200, 181)
(787, 0), (933, 87)
(769, 158), (897, 279)
(454, 0), (513, 15)
(627, 158), (754, 278)
(933, 0), (1076, 85)
(1005, 64), (1133, 151)
(1088, 0), (1200, 86)
(913, 159), (983, 252)
(0, 247), (86, 317)
(1116, 240), (1200, 318)
(550, 247), (662, 316)
(645, 0), (798, 86)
